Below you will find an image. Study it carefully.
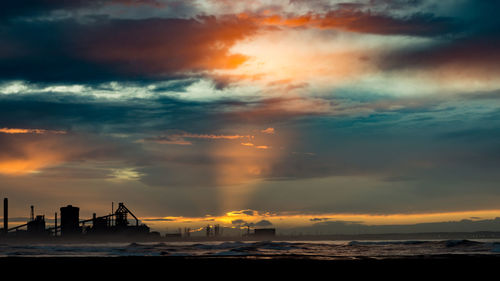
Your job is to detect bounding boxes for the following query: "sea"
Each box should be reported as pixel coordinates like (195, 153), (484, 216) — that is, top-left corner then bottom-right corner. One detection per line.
(2, 239), (500, 259)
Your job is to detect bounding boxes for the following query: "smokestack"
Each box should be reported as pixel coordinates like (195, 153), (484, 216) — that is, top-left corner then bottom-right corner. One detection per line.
(111, 202), (114, 226)
(54, 212), (58, 237)
(3, 198), (7, 234)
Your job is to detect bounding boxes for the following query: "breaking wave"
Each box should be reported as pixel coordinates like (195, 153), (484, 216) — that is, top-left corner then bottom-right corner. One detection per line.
(1, 239), (500, 259)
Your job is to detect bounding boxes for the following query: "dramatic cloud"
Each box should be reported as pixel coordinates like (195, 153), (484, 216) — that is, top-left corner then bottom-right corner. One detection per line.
(379, 36), (500, 79)
(236, 8), (459, 37)
(177, 133), (251, 140)
(1, 0), (500, 233)
(0, 133), (79, 175)
(0, 128), (66, 135)
(142, 131), (253, 146)
(0, 16), (258, 83)
(0, 0), (172, 21)
(261, 127), (275, 134)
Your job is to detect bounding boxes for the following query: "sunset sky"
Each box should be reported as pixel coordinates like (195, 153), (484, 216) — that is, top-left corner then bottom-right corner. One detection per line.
(1, 0), (500, 235)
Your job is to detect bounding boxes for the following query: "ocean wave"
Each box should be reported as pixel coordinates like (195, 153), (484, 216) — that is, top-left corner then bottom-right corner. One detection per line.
(192, 241), (249, 250)
(442, 240), (483, 247)
(127, 242), (144, 248)
(1, 239), (499, 258)
(347, 240), (428, 246)
(253, 241), (299, 250)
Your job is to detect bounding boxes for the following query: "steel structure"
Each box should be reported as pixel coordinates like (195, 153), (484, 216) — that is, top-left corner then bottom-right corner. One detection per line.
(3, 200), (149, 237)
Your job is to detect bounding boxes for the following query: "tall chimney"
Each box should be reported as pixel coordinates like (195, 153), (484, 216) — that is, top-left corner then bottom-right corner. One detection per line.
(3, 198), (7, 234)
(54, 212), (58, 237)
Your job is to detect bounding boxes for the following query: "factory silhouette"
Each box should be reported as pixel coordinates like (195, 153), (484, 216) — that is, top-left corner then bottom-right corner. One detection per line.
(1, 198), (276, 240)
(2, 198), (152, 238)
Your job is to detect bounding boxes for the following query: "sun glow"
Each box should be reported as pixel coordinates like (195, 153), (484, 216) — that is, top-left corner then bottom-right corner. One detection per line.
(215, 27), (380, 92)
(143, 209), (500, 232)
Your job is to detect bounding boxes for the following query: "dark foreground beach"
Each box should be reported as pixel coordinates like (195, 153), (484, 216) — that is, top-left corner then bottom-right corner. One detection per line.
(1, 255), (499, 278)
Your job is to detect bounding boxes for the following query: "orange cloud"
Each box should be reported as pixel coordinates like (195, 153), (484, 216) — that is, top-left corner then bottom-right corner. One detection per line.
(0, 138), (69, 175)
(181, 133), (251, 140)
(224, 22), (378, 90)
(240, 142), (271, 150)
(0, 133), (113, 175)
(80, 16), (259, 77)
(237, 9), (453, 36)
(143, 132), (254, 145)
(261, 127), (275, 134)
(0, 128), (66, 135)
(141, 137), (193, 145)
(0, 157), (62, 175)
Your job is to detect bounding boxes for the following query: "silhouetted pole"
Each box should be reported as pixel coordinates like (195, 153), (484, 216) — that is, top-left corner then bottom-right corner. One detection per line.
(3, 198), (7, 234)
(111, 202), (114, 226)
(30, 205), (34, 221)
(54, 212), (58, 237)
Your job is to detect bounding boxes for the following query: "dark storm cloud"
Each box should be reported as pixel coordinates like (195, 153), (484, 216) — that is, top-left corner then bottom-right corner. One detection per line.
(285, 0), (462, 36)
(255, 103), (500, 189)
(0, 16), (257, 83)
(236, 6), (460, 37)
(0, 89), (349, 137)
(0, 0), (477, 85)
(0, 90), (224, 134)
(438, 128), (500, 142)
(1, 92), (500, 216)
(0, 0), (91, 20)
(290, 0), (426, 9)
(379, 35), (500, 73)
(0, 0), (169, 21)
(378, 1), (500, 73)
(2, 88), (499, 188)
(316, 9), (460, 37)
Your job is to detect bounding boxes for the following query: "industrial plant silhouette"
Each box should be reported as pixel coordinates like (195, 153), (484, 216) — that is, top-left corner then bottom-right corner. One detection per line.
(1, 198), (153, 238)
(0, 198), (276, 240)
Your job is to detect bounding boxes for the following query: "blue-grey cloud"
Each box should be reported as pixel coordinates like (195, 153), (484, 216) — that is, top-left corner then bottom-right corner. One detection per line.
(378, 1), (500, 72)
(288, 218), (500, 235)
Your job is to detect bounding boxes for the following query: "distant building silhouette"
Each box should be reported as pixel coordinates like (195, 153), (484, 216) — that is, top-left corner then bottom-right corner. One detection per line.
(60, 205), (81, 236)
(254, 228), (276, 237)
(27, 215), (46, 235)
(3, 198), (7, 234)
